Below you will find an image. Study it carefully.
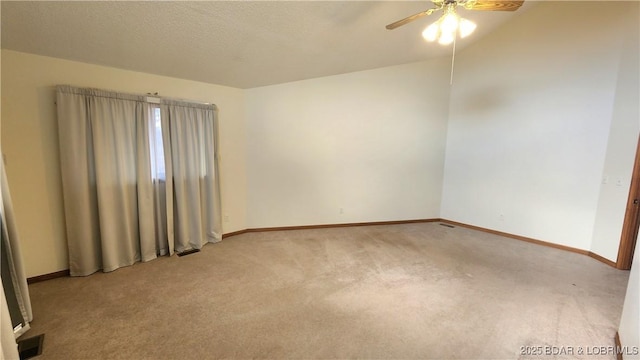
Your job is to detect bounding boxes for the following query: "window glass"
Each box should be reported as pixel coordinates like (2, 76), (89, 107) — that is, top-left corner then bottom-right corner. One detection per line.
(149, 106), (166, 180)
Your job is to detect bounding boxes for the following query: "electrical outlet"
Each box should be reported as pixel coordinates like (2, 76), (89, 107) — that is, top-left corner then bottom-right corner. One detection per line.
(339, 208), (344, 214)
(499, 214), (504, 221)
(224, 215), (230, 222)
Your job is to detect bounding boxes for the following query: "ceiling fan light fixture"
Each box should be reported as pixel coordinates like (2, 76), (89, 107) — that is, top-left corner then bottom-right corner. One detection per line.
(386, 0), (524, 33)
(459, 18), (477, 38)
(421, 5), (476, 45)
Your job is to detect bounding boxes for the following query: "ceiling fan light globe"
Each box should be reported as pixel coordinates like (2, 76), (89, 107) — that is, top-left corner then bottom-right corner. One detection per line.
(438, 31), (455, 45)
(422, 23), (439, 42)
(459, 18), (477, 38)
(440, 12), (460, 34)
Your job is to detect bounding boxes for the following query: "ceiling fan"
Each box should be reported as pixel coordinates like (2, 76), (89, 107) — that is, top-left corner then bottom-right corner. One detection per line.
(386, 0), (524, 83)
(386, 0), (524, 32)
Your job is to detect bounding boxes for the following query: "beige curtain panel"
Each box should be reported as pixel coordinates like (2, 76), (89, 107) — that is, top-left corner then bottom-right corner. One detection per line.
(162, 100), (222, 253)
(1, 158), (33, 340)
(56, 86), (222, 276)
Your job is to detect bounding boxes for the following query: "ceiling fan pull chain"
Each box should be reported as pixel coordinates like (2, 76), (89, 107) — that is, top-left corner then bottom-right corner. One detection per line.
(450, 35), (457, 85)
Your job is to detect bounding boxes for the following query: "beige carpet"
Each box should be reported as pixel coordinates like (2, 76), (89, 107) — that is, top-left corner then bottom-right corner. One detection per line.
(23, 223), (629, 359)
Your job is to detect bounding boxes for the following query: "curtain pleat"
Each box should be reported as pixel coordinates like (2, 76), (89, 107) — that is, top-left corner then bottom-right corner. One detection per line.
(160, 111), (175, 256)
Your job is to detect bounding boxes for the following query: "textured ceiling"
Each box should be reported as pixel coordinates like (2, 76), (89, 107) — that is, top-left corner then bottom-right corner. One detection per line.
(1, 1), (533, 89)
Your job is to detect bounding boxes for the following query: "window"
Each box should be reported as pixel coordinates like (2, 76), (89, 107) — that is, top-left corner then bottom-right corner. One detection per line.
(148, 106), (166, 181)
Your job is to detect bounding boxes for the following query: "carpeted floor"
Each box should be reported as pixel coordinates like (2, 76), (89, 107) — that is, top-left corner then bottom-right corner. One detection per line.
(23, 223), (629, 359)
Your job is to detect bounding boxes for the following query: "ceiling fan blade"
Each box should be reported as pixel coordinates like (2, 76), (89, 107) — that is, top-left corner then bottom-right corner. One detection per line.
(465, 0), (524, 11)
(386, 8), (436, 30)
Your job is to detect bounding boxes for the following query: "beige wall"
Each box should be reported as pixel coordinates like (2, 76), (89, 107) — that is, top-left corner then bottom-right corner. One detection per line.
(591, 2), (640, 262)
(1, 50), (247, 277)
(441, 1), (639, 254)
(245, 60), (450, 228)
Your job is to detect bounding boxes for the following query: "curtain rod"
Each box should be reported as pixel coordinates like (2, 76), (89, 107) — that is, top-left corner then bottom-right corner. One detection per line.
(145, 93), (215, 108)
(54, 97), (215, 109)
(54, 86), (215, 109)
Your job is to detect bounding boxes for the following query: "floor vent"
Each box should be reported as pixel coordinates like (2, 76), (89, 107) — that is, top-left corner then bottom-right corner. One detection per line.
(439, 223), (455, 228)
(177, 249), (201, 257)
(18, 334), (44, 360)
